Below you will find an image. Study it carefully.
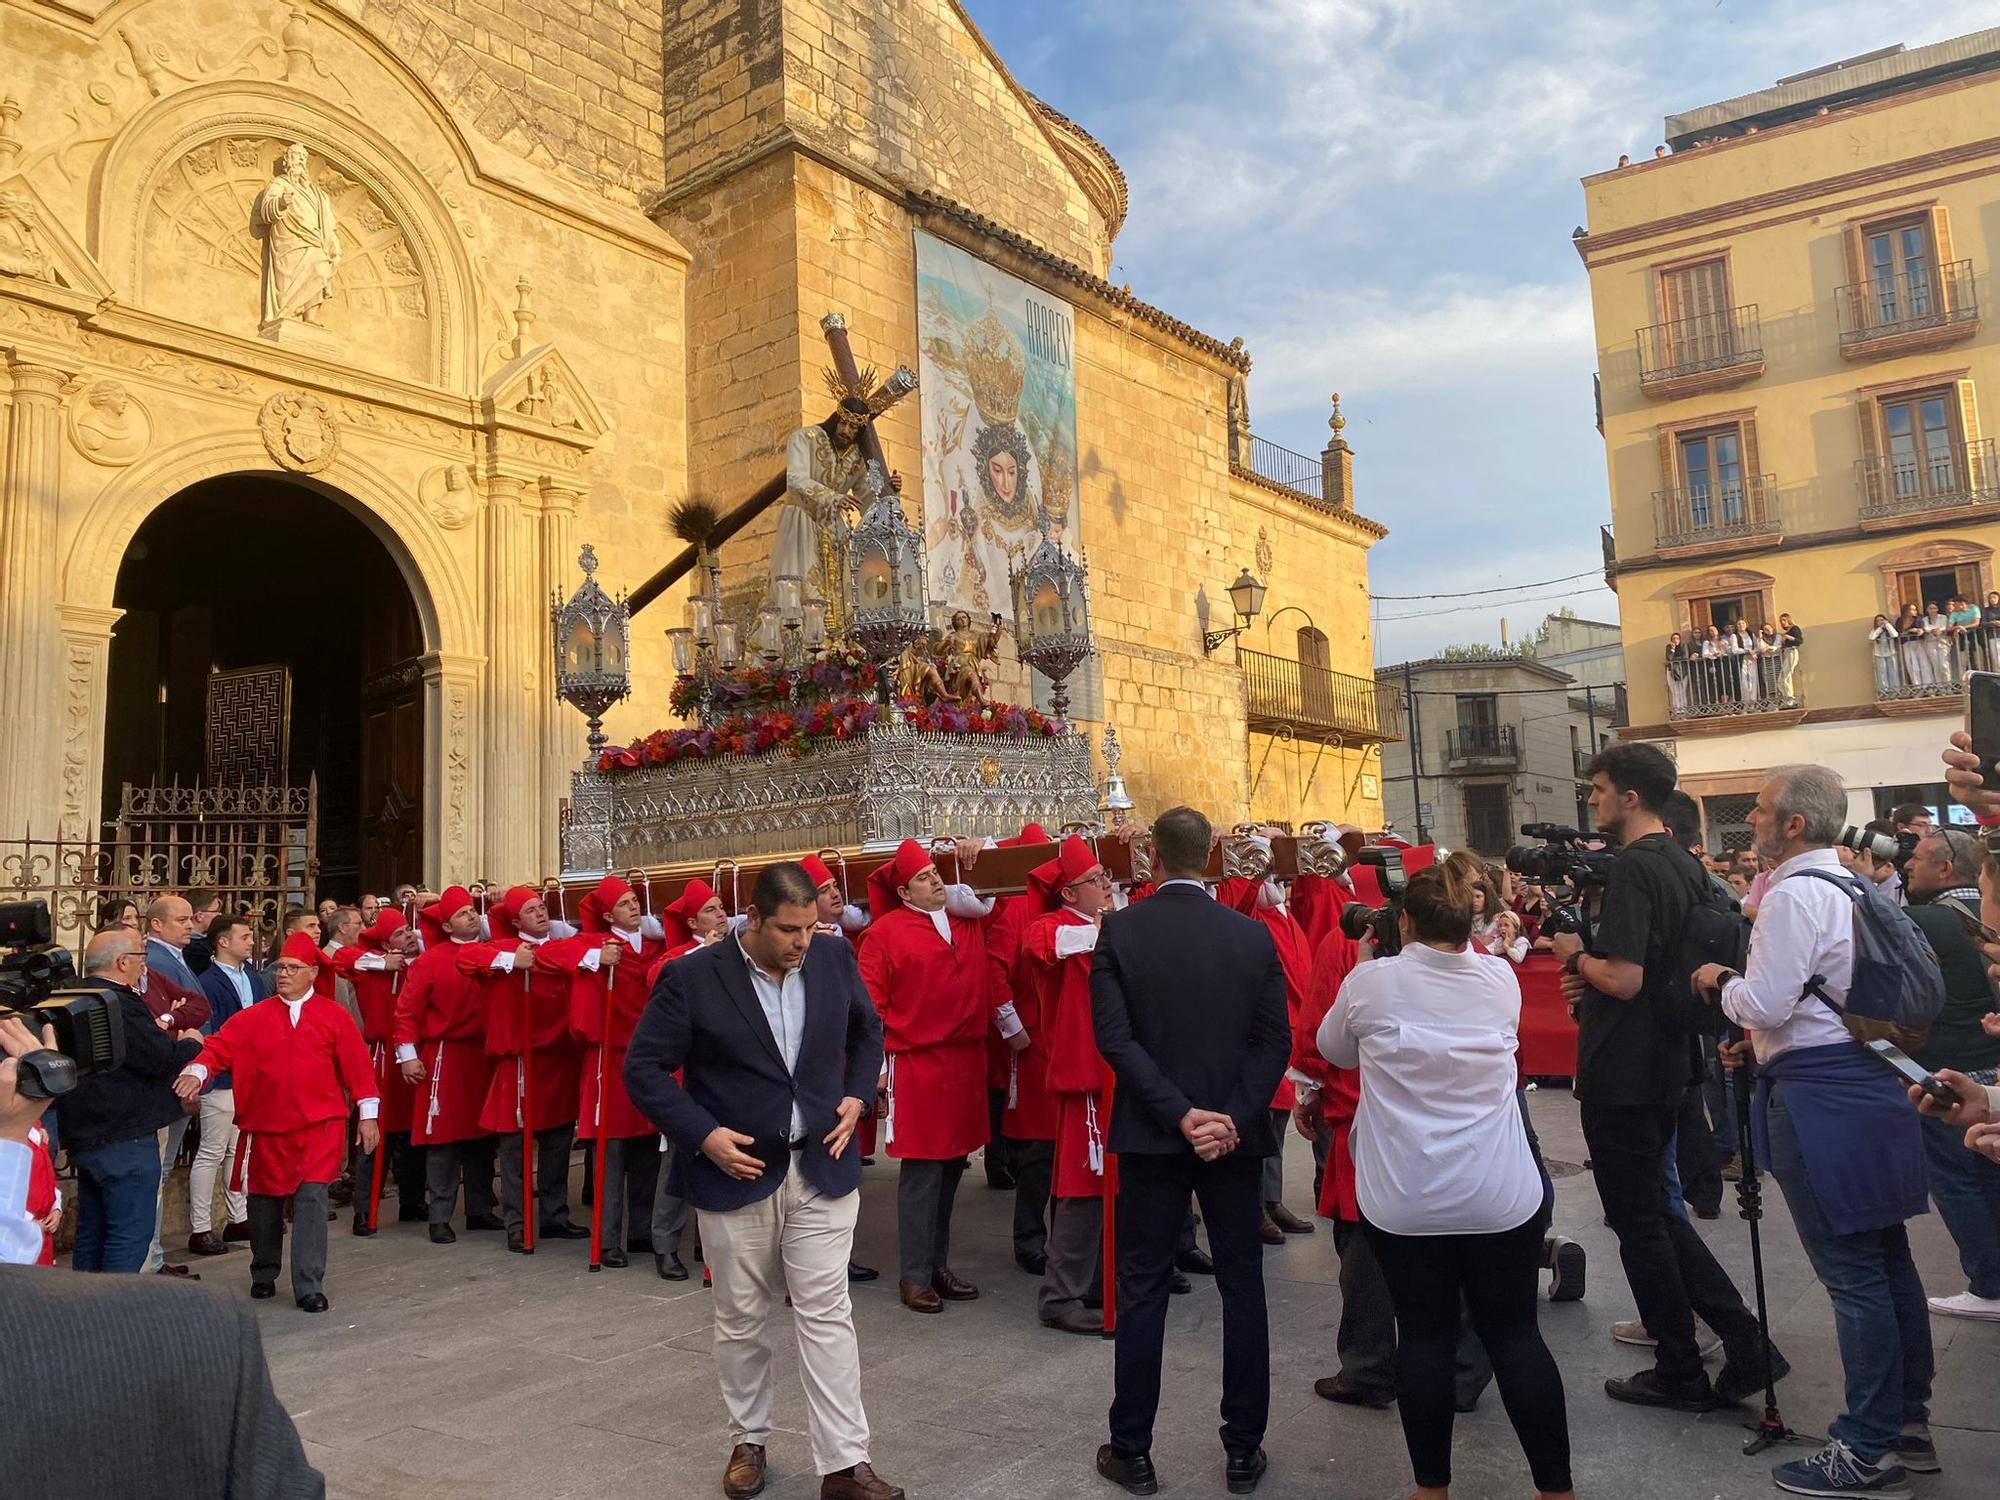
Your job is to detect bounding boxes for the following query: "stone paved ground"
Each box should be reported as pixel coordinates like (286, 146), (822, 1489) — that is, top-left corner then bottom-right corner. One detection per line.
(252, 1093), (2000, 1500)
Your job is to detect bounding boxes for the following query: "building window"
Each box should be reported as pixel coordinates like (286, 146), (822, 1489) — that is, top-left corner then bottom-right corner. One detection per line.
(1678, 426), (1747, 530)
(1686, 590), (1765, 633)
(1700, 792), (1758, 853)
(1862, 217), (1937, 328)
(1464, 782), (1511, 855)
(1877, 387), (1963, 502)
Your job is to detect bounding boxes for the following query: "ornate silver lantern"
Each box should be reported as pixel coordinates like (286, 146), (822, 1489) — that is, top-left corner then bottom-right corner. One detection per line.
(551, 543), (631, 759)
(1010, 530), (1094, 720)
(846, 460), (929, 705)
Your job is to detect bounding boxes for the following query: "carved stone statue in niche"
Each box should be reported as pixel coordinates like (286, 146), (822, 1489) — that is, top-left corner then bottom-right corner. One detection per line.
(250, 143), (342, 333)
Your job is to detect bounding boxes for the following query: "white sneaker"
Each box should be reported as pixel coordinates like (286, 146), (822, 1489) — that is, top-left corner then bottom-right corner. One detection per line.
(1609, 1318), (1721, 1357)
(1926, 1290), (2000, 1321)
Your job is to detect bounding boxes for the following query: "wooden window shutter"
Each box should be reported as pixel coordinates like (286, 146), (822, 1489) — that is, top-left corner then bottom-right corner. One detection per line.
(1656, 428), (1679, 490)
(1929, 206), (1955, 269)
(1955, 378), (1982, 449)
(1856, 396), (1884, 507)
(1842, 222), (1866, 297)
(1739, 416), (1762, 488)
(1897, 572), (1921, 612)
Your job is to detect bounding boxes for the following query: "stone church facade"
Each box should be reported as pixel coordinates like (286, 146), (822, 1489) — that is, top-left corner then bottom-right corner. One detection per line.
(0, 0), (1385, 892)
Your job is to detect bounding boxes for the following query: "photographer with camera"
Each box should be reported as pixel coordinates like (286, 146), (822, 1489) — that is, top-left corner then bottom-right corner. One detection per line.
(1550, 743), (1776, 1414)
(58, 931), (206, 1273)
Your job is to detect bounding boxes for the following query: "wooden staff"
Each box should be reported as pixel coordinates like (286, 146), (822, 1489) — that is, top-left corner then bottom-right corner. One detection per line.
(586, 952), (616, 1272)
(519, 969), (536, 1254)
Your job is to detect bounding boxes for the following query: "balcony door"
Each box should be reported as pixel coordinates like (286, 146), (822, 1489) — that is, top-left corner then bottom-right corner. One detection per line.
(1865, 218), (1937, 328)
(1679, 427), (1745, 529)
(1464, 782), (1512, 855)
(1894, 563), (1981, 614)
(1661, 258), (1731, 367)
(1692, 591), (1765, 633)
(1879, 389), (1961, 502)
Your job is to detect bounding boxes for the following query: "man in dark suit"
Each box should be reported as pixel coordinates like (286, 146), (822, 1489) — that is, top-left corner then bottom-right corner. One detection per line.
(626, 862), (903, 1500)
(1091, 807), (1290, 1496)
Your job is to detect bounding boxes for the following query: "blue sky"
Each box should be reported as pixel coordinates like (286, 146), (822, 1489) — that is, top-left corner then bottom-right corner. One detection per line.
(960, 1), (1997, 664)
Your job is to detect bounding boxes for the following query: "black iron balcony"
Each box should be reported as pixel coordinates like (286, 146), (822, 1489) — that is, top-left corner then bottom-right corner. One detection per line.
(1240, 648), (1402, 743)
(1444, 723), (1518, 766)
(1837, 260), (1978, 358)
(1651, 473), (1781, 553)
(1637, 304), (1764, 397)
(1857, 438), (1998, 523)
(1667, 645), (1801, 721)
(1870, 617), (1998, 705)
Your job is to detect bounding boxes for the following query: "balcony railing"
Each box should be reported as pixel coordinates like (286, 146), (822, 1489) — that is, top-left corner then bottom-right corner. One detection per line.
(1871, 617), (1999, 704)
(1444, 723), (1518, 765)
(1857, 438), (1999, 521)
(1637, 304), (1764, 394)
(1651, 473), (1781, 552)
(1242, 434), (1326, 502)
(1240, 648), (1401, 742)
(1837, 260), (1978, 355)
(1667, 641), (1801, 722)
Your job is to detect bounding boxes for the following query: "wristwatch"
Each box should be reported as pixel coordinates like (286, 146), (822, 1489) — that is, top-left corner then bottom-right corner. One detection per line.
(1561, 950), (1584, 977)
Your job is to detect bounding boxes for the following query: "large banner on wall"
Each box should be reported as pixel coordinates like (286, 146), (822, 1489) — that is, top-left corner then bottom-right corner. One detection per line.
(914, 230), (1081, 623)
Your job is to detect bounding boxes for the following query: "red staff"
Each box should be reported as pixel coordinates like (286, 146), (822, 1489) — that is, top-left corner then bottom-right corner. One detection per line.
(586, 953), (615, 1272)
(519, 967), (536, 1254)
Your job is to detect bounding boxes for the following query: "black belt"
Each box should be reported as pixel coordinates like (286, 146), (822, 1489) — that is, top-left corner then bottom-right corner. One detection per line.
(789, 1137), (807, 1150)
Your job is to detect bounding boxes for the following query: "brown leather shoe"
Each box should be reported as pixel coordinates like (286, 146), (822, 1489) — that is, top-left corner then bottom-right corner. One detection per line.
(723, 1442), (766, 1498)
(186, 1231), (229, 1257)
(1265, 1200), (1315, 1234)
(930, 1267), (979, 1301)
(897, 1279), (942, 1313)
(1039, 1306), (1103, 1335)
(1258, 1211), (1284, 1246)
(820, 1461), (904, 1500)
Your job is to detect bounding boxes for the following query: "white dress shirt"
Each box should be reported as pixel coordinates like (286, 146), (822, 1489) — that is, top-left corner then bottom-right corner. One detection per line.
(737, 935), (807, 1141)
(1318, 942), (1542, 1236)
(0, 1139), (42, 1266)
(1720, 847), (1855, 1064)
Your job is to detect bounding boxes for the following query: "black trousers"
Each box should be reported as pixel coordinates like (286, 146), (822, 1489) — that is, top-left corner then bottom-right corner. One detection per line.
(249, 1183), (330, 1302)
(1110, 1151), (1267, 1459)
(1012, 1138), (1053, 1260)
(896, 1157), (966, 1285)
(356, 1130), (427, 1223)
(1363, 1189), (1571, 1494)
(1675, 1079), (1722, 1218)
(425, 1136), (497, 1228)
(1582, 1100), (1761, 1385)
(984, 1088), (1014, 1185)
(497, 1122), (578, 1234)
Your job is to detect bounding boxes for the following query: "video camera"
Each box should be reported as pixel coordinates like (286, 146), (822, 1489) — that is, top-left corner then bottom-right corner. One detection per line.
(0, 899), (124, 1100)
(1337, 846), (1410, 958)
(1505, 823), (1614, 944)
(1836, 824), (1918, 869)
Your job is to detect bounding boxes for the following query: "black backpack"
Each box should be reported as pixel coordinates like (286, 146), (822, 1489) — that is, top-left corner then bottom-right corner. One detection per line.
(1623, 838), (1751, 1036)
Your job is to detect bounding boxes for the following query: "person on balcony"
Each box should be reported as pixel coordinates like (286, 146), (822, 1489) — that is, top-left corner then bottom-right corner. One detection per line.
(1755, 623), (1783, 700)
(1665, 633), (1691, 717)
(1778, 612), (1804, 702)
(1731, 619), (1760, 704)
(1898, 604), (1933, 688)
(1699, 625), (1730, 708)
(1983, 592), (2000, 667)
(1949, 597), (1982, 676)
(1870, 615), (1902, 697)
(1923, 601), (1955, 685)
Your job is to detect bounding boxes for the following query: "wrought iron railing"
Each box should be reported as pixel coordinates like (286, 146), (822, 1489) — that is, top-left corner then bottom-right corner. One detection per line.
(1243, 434), (1325, 501)
(1667, 644), (1801, 721)
(1637, 304), (1763, 387)
(1444, 724), (1518, 763)
(1870, 617), (1999, 703)
(1857, 438), (1999, 518)
(1652, 473), (1780, 550)
(1838, 259), (1977, 345)
(1573, 746), (1591, 779)
(1239, 649), (1399, 741)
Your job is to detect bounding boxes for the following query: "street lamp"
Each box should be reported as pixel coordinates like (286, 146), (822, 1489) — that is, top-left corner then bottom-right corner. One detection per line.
(1010, 530), (1094, 720)
(551, 543), (631, 759)
(1202, 567), (1267, 654)
(846, 461), (929, 708)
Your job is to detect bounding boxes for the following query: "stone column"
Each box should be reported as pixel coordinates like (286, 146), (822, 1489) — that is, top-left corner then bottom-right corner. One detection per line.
(54, 604), (125, 840)
(537, 478), (581, 874)
(424, 651), (486, 884)
(0, 353), (74, 839)
(481, 475), (539, 878)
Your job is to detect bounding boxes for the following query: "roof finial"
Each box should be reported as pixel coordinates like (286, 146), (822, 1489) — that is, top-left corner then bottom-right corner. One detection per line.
(511, 275), (536, 359)
(1329, 392), (1346, 437)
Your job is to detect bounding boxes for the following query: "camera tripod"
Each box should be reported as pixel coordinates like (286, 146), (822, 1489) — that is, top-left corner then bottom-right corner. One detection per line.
(1728, 1036), (1821, 1456)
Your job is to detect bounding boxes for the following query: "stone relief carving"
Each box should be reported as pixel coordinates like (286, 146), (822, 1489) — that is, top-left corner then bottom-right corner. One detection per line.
(0, 191), (50, 278)
(67, 380), (152, 466)
(251, 143), (342, 334)
(60, 640), (98, 839)
(445, 681), (471, 868)
(421, 463), (475, 530)
(0, 298), (77, 343)
(1255, 526), (1274, 579)
(258, 390), (339, 472)
(514, 364), (581, 429)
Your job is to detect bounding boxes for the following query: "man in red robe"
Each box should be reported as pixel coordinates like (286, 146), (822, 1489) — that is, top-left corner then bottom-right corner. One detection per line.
(859, 839), (991, 1314)
(337, 910), (423, 1233)
(1019, 836), (1118, 1333)
(463, 886), (587, 1255)
(987, 824), (1053, 1273)
(549, 875), (659, 1268)
(393, 886), (500, 1244)
(173, 932), (379, 1311)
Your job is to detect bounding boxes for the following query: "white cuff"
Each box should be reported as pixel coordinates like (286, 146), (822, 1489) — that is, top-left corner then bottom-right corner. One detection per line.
(578, 947), (602, 972)
(548, 918), (577, 939)
(357, 1098), (380, 1121)
(640, 914), (666, 941)
(1053, 924), (1099, 958)
(1285, 1068), (1317, 1091)
(180, 1063), (209, 1083)
(491, 952), (516, 972)
(944, 883), (995, 919)
(994, 1002), (1024, 1039)
(356, 952), (387, 972)
(840, 904), (869, 934)
(394, 1043), (418, 1063)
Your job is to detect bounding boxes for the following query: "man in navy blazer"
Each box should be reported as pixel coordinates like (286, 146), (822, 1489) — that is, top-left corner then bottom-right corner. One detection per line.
(1090, 806), (1290, 1496)
(625, 862), (901, 1500)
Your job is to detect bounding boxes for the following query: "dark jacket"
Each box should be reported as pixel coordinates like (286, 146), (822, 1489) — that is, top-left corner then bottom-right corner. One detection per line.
(624, 932), (883, 1212)
(1091, 883), (1290, 1157)
(1907, 893), (2000, 1074)
(196, 960), (260, 1091)
(185, 930), (215, 976)
(54, 977), (204, 1153)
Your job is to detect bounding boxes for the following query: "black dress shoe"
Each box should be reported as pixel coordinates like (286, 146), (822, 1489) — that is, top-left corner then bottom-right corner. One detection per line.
(297, 1293), (330, 1314)
(1175, 1247), (1215, 1276)
(600, 1247), (628, 1268)
(351, 1218), (376, 1238)
(223, 1219), (254, 1242)
(429, 1224), (457, 1245)
(250, 1282), (276, 1300)
(656, 1252), (689, 1280)
(187, 1231), (228, 1257)
(847, 1261), (879, 1282)
(1016, 1250), (1047, 1276)
(539, 1222), (590, 1240)
(464, 1213), (504, 1231)
(1225, 1447), (1268, 1494)
(1168, 1272), (1192, 1295)
(507, 1229), (531, 1254)
(1313, 1374), (1393, 1408)
(398, 1203), (429, 1223)
(1039, 1307), (1103, 1335)
(1095, 1444), (1158, 1496)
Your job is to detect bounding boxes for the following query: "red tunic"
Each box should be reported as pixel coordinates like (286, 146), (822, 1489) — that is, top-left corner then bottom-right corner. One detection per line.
(549, 929), (655, 1140)
(985, 893), (1056, 1139)
(463, 938), (584, 1135)
(26, 1122), (56, 1266)
(193, 995), (378, 1196)
(859, 905), (991, 1161)
(392, 941), (494, 1145)
(1296, 928), (1361, 1223)
(1023, 908), (1111, 1197)
(334, 945), (415, 1134)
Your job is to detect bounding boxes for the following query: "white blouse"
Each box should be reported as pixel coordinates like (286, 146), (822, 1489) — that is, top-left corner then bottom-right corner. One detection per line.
(1317, 943), (1543, 1236)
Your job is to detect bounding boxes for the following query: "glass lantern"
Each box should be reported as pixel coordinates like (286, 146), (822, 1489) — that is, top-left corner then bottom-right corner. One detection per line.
(804, 597), (828, 649)
(549, 543), (632, 758)
(845, 461), (931, 704)
(687, 595), (714, 646)
(666, 627), (694, 675)
(1009, 532), (1094, 720)
(774, 574), (804, 627)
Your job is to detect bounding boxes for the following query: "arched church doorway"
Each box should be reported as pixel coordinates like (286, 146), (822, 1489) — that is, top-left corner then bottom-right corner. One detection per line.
(104, 475), (427, 898)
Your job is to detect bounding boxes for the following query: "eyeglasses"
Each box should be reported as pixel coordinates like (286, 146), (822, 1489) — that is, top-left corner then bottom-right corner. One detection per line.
(272, 961), (312, 974)
(1065, 871), (1113, 890)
